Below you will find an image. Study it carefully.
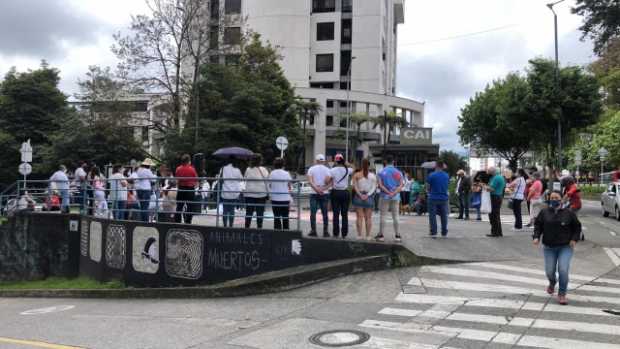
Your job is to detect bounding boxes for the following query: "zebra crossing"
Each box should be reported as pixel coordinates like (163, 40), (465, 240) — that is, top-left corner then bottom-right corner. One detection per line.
(357, 260), (620, 348)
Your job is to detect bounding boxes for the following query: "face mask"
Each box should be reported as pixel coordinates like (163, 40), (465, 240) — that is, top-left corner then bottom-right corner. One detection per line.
(549, 200), (561, 209)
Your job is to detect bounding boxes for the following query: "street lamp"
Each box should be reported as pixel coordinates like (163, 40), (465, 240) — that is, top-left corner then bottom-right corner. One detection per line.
(547, 0), (566, 170)
(345, 56), (356, 163)
(599, 147), (609, 185)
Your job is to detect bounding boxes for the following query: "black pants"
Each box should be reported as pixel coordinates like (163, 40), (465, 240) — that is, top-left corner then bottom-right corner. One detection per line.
(458, 193), (470, 219)
(245, 197), (267, 229)
(331, 189), (350, 237)
(489, 195), (503, 236)
(272, 200), (290, 230)
(175, 186), (196, 224)
(512, 198), (523, 229)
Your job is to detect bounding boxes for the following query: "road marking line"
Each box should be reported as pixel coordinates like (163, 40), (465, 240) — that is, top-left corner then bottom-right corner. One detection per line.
(395, 295), (615, 317)
(578, 284), (620, 295)
(378, 307), (422, 317)
(604, 248), (620, 267)
(610, 231), (617, 237)
(418, 266), (578, 288)
(358, 336), (439, 349)
(361, 321), (620, 348)
(446, 312), (510, 325)
(418, 279), (620, 305)
(0, 337), (82, 349)
(467, 262), (594, 281)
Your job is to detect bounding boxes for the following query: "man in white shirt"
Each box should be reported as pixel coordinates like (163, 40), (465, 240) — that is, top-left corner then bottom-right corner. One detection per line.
(219, 159), (243, 227)
(135, 159), (157, 222)
(74, 161), (88, 210)
(329, 154), (354, 238)
(50, 165), (70, 213)
(307, 154), (332, 237)
(109, 164), (128, 220)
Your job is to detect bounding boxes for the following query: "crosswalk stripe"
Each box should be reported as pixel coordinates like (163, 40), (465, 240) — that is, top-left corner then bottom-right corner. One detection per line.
(578, 284), (620, 295)
(362, 320), (620, 349)
(358, 336), (439, 349)
(604, 248), (620, 266)
(419, 278), (620, 305)
(446, 312), (509, 325)
(378, 307), (422, 317)
(467, 262), (595, 281)
(396, 292), (619, 317)
(417, 266), (578, 288)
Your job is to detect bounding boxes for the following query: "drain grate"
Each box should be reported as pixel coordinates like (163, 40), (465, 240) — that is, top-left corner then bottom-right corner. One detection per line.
(309, 330), (371, 347)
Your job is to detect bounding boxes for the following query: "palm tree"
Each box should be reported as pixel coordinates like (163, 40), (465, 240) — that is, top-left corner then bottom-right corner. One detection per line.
(373, 111), (409, 156)
(338, 112), (373, 164)
(293, 97), (321, 172)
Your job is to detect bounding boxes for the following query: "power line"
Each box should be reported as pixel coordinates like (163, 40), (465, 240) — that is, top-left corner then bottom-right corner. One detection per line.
(400, 24), (521, 46)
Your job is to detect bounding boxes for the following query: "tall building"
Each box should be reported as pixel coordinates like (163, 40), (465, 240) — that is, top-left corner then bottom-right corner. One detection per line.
(208, 0), (438, 171)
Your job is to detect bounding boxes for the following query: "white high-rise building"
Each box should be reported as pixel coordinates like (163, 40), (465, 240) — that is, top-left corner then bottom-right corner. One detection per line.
(207, 0), (437, 169)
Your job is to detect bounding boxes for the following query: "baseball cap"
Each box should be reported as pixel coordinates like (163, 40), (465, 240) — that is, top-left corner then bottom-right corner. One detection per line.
(315, 154), (326, 161)
(334, 154), (344, 162)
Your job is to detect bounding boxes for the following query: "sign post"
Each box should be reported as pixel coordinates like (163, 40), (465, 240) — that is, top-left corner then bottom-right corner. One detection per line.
(599, 147), (609, 185)
(276, 136), (289, 158)
(19, 139), (33, 183)
(574, 149), (582, 178)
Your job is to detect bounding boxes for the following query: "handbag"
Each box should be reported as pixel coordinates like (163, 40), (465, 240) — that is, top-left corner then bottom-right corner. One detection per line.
(480, 191), (492, 214)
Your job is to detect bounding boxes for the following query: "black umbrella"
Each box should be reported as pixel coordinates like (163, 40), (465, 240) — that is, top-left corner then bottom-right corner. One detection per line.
(212, 147), (255, 159)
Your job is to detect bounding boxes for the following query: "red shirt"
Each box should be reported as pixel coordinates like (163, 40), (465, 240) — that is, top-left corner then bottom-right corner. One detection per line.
(175, 164), (198, 187)
(566, 183), (582, 210)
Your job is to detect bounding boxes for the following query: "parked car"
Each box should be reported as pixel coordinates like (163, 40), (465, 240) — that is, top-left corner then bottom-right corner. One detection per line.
(601, 182), (620, 221)
(292, 181), (314, 196)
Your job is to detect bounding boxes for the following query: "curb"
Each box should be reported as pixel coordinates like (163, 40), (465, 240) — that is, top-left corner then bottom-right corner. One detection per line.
(0, 246), (453, 299)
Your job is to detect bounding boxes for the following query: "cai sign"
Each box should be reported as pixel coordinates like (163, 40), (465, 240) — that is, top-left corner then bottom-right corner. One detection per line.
(401, 127), (433, 145)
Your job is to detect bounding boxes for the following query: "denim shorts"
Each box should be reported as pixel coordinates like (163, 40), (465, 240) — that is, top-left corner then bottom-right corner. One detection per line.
(352, 194), (374, 208)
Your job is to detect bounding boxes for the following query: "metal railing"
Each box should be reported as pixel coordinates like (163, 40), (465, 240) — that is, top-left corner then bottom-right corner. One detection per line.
(1, 176), (303, 231)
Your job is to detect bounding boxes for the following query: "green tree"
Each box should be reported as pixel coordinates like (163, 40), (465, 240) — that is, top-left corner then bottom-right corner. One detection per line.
(291, 98), (321, 172)
(438, 150), (467, 177)
(572, 0), (620, 55)
(168, 33), (302, 173)
(373, 111), (408, 155)
(459, 74), (532, 171)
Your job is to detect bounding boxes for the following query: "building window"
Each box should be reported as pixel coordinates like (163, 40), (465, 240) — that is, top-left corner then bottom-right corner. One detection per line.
(210, 0), (219, 19)
(312, 0), (335, 13)
(339, 118), (347, 128)
(316, 54), (334, 72)
(141, 126), (149, 143)
(309, 115), (315, 125)
(310, 82), (334, 89)
(225, 54), (241, 65)
(225, 0), (241, 14)
(224, 27), (241, 45)
(209, 26), (219, 50)
(342, 0), (352, 13)
(326, 100), (334, 108)
(341, 19), (352, 44)
(340, 101), (348, 108)
(339, 82), (348, 90)
(326, 115), (334, 126)
(340, 50), (351, 77)
(316, 22), (335, 41)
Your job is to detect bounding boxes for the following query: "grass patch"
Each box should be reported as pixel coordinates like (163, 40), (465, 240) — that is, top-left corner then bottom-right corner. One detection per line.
(0, 277), (124, 290)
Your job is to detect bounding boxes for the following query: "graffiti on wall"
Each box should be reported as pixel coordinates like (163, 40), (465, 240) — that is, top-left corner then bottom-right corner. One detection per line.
(105, 224), (126, 270)
(165, 229), (203, 279)
(132, 227), (159, 274)
(80, 220), (89, 257)
(89, 221), (102, 262)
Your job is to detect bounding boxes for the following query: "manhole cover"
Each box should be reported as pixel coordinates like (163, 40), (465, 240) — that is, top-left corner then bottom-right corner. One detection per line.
(309, 330), (371, 347)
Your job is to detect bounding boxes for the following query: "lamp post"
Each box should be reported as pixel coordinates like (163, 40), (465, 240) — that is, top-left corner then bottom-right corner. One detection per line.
(345, 56), (356, 163)
(547, 0), (565, 170)
(599, 147), (609, 185)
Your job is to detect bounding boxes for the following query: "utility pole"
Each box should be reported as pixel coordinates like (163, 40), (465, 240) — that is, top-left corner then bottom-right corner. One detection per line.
(345, 56), (356, 163)
(547, 0), (565, 170)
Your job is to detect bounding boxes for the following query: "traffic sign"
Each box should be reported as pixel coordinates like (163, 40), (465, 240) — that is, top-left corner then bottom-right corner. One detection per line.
(276, 136), (288, 151)
(574, 150), (582, 166)
(19, 163), (32, 176)
(598, 147), (609, 160)
(20, 139), (32, 163)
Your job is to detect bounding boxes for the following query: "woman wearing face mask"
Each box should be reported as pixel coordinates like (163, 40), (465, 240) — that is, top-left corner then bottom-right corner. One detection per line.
(533, 190), (581, 305)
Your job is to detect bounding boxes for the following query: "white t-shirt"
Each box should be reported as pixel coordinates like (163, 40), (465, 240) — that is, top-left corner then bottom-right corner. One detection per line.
(50, 171), (69, 190)
(109, 173), (128, 201)
(198, 181), (211, 199)
(135, 167), (155, 190)
(244, 166), (269, 198)
(329, 166), (353, 190)
(307, 164), (331, 194)
(355, 173), (377, 194)
(269, 169), (292, 202)
(220, 164), (243, 200)
(74, 167), (87, 186)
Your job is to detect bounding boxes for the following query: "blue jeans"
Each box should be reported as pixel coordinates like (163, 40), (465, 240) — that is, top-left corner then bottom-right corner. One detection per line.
(544, 245), (573, 295)
(428, 199), (449, 236)
(113, 200), (127, 220)
(137, 190), (151, 222)
(222, 198), (237, 227)
(59, 189), (70, 212)
(310, 194), (329, 234)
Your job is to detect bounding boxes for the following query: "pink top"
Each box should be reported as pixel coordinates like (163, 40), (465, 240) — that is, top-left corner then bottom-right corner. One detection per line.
(528, 180), (543, 200)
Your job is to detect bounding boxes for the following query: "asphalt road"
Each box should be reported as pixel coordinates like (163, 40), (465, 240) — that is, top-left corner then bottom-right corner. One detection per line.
(1, 200), (620, 349)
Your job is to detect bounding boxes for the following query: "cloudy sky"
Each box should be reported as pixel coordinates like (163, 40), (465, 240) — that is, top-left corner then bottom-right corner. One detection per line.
(0, 0), (593, 152)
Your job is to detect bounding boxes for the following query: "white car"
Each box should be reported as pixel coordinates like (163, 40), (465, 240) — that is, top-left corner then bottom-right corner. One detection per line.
(292, 181), (314, 196)
(601, 182), (620, 221)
